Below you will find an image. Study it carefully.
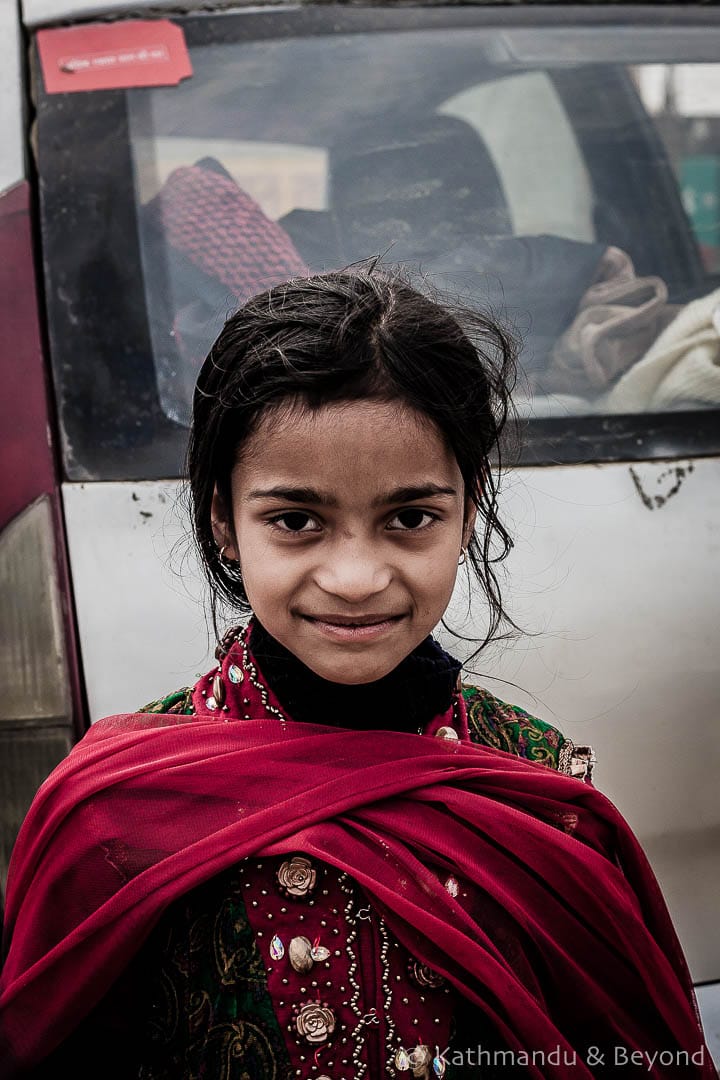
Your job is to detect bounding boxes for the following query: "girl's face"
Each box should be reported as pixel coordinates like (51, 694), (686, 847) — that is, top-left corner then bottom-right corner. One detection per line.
(213, 398), (476, 684)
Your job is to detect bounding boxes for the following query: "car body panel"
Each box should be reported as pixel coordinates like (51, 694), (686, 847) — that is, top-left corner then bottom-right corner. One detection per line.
(1, 0), (25, 193)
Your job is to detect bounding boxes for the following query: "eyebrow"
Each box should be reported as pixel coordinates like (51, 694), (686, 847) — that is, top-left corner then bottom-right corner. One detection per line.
(245, 483), (458, 508)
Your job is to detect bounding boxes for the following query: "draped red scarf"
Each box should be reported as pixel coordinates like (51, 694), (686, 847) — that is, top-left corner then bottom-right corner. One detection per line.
(0, 661), (713, 1076)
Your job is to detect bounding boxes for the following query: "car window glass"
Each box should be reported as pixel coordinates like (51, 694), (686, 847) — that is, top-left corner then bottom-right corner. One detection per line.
(438, 71), (596, 244)
(127, 33), (719, 428)
(36, 18), (720, 477)
(638, 64), (720, 273)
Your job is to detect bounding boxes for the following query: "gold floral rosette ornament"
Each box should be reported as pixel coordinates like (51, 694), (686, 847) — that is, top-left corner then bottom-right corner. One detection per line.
(293, 1000), (336, 1045)
(276, 854), (317, 900)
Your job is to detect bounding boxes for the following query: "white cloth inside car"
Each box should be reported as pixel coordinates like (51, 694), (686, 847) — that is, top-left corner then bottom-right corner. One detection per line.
(602, 287), (720, 412)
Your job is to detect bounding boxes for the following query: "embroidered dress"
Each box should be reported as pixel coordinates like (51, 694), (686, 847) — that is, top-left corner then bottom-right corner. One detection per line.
(0, 620), (711, 1080)
(129, 620), (590, 1080)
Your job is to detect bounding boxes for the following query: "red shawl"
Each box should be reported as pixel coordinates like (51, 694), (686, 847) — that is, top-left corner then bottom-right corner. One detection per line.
(0, 677), (713, 1076)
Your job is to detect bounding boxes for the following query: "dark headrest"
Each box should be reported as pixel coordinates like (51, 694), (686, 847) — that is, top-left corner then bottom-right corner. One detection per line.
(329, 114), (511, 263)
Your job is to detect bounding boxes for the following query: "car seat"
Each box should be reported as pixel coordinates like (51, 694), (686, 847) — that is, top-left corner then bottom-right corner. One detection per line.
(329, 114), (512, 265)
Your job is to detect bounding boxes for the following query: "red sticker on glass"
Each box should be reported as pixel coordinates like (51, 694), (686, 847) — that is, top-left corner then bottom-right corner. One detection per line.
(37, 20), (193, 94)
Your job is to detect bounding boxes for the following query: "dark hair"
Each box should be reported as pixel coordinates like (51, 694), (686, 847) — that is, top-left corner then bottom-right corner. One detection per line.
(186, 265), (520, 656)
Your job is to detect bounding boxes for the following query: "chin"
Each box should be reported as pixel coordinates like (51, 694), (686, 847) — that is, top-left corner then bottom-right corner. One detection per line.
(330, 669), (392, 686)
(308, 653), (401, 686)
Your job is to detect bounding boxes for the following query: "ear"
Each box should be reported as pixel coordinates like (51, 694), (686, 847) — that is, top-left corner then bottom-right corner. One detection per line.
(211, 485), (239, 561)
(462, 493), (478, 550)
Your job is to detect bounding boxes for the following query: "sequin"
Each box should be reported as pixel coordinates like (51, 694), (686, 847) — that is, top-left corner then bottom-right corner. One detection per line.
(444, 875), (459, 897)
(433, 1051), (447, 1077)
(206, 696), (218, 711)
(435, 725), (459, 741)
(311, 945), (331, 962)
(270, 934), (285, 960)
(394, 1048), (411, 1070)
(228, 664), (243, 684)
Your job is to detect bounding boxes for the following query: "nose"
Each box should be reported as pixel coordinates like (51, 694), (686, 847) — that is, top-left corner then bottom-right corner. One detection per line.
(313, 538), (393, 603)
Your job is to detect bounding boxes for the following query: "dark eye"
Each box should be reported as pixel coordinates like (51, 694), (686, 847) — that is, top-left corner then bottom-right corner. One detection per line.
(388, 508), (438, 531)
(269, 512), (320, 534)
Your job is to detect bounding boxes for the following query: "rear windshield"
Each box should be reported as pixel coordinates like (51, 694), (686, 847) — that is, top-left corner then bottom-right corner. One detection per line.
(35, 10), (720, 479)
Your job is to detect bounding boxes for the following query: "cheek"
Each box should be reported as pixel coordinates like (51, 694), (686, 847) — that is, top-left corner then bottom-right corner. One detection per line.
(233, 516), (275, 566)
(240, 541), (300, 597)
(414, 545), (461, 601)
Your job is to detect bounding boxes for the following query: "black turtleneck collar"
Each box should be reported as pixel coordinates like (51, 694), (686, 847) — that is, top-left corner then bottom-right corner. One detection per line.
(247, 616), (462, 733)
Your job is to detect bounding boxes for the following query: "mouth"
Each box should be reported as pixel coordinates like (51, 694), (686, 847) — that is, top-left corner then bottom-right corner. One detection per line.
(304, 613), (404, 626)
(301, 613), (406, 641)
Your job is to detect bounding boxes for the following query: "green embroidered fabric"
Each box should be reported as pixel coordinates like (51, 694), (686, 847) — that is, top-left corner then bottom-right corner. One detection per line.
(461, 684), (565, 769)
(138, 687), (195, 715)
(139, 865), (293, 1080)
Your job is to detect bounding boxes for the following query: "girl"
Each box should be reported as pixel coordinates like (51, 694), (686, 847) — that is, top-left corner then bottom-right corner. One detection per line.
(0, 269), (712, 1079)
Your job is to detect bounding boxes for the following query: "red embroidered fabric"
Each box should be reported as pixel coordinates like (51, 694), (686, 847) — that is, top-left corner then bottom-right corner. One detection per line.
(0, 634), (713, 1077)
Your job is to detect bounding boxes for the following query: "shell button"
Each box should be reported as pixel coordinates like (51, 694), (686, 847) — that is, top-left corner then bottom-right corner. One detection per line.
(435, 726), (459, 741)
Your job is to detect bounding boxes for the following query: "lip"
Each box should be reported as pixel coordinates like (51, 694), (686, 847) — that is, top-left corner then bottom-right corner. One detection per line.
(305, 613), (404, 626)
(302, 613), (405, 641)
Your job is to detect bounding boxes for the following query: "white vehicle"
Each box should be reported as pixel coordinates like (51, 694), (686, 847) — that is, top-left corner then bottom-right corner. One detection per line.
(1, 0), (718, 1056)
